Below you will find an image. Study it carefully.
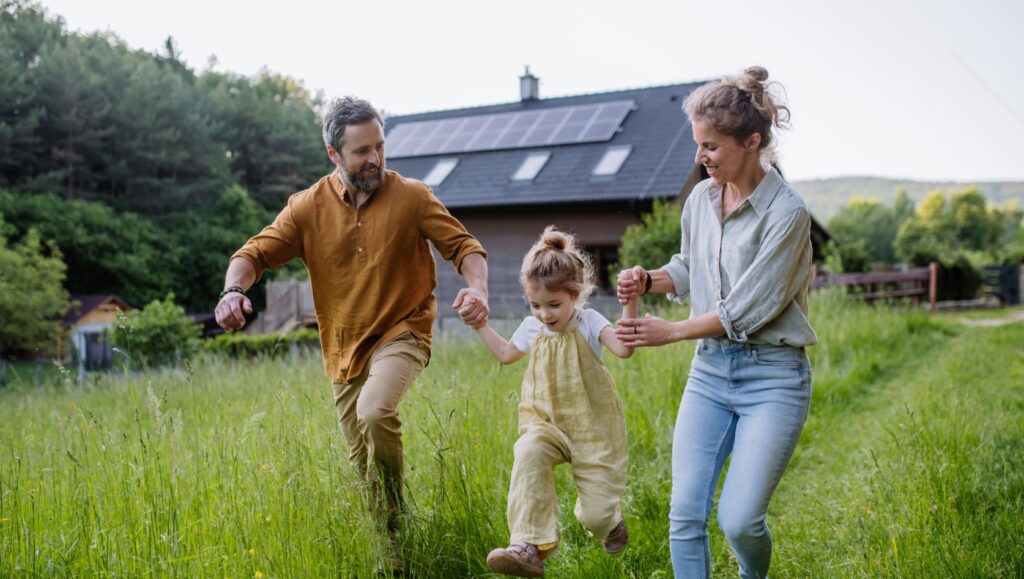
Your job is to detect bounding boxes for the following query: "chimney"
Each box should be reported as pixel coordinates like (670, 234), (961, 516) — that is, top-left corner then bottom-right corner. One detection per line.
(519, 66), (539, 102)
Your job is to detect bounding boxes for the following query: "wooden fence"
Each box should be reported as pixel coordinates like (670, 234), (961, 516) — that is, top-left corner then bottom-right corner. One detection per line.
(811, 263), (939, 313)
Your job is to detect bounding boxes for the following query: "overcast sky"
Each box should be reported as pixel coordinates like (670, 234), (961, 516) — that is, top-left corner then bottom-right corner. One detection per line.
(38, 0), (1024, 182)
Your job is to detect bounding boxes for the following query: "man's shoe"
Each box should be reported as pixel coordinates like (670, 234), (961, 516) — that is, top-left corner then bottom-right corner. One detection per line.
(603, 519), (628, 554)
(486, 542), (545, 577)
(374, 531), (405, 576)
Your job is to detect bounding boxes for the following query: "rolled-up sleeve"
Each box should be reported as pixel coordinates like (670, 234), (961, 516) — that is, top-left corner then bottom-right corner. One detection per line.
(662, 199), (693, 304)
(717, 207), (811, 342)
(231, 203), (303, 281)
(417, 186), (486, 273)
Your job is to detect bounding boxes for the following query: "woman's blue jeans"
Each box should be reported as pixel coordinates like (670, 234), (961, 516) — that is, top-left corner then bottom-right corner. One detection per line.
(669, 338), (812, 579)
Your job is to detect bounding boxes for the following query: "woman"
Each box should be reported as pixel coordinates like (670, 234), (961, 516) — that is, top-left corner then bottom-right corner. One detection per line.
(616, 66), (817, 579)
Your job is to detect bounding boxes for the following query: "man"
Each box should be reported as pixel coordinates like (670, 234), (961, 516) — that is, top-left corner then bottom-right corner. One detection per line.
(214, 96), (489, 574)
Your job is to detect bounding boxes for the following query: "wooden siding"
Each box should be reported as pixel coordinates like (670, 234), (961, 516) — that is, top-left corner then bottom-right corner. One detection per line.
(73, 302), (131, 326)
(436, 202), (648, 318)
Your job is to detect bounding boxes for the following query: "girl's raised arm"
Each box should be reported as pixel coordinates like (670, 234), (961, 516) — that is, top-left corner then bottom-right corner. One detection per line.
(475, 323), (527, 365)
(601, 293), (638, 359)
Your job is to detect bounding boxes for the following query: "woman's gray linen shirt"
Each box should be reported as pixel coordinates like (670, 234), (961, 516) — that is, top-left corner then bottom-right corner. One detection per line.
(662, 167), (818, 347)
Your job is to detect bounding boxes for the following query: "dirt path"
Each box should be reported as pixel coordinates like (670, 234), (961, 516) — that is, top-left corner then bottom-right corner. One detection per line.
(957, 309), (1024, 327)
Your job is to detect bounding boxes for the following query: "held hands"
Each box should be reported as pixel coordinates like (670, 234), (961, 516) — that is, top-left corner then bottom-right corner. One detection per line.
(617, 266), (648, 305)
(615, 313), (680, 348)
(452, 288), (489, 329)
(215, 292), (253, 332)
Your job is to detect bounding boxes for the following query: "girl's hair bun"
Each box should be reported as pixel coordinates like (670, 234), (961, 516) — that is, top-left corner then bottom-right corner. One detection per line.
(520, 225), (595, 305)
(540, 228), (569, 251)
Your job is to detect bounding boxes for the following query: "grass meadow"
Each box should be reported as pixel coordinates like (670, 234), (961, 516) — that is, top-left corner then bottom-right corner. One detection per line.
(1, 291), (1022, 577)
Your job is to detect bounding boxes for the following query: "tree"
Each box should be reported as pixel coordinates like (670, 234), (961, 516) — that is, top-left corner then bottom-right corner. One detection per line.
(990, 200), (1023, 264)
(616, 198), (682, 275)
(1, 3), (327, 214)
(104, 50), (231, 213)
(162, 184), (273, 311)
(826, 197), (904, 266)
(1004, 225), (1024, 264)
(0, 218), (71, 358)
(30, 33), (117, 198)
(0, 190), (180, 307)
(201, 68), (327, 209)
(0, 0), (60, 186)
(893, 187), (1009, 300)
(895, 187), (1007, 266)
(821, 239), (870, 274)
(109, 293), (200, 368)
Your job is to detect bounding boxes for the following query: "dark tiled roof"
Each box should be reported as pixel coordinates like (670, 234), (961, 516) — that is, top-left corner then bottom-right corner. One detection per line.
(384, 82), (704, 208)
(63, 294), (131, 326)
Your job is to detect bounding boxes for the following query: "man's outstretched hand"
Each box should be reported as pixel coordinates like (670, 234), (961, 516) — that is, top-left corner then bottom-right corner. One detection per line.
(216, 292), (254, 331)
(453, 288), (489, 328)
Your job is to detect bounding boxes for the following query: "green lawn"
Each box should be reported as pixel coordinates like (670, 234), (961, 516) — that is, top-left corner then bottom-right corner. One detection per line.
(0, 359), (67, 389)
(1, 293), (1021, 577)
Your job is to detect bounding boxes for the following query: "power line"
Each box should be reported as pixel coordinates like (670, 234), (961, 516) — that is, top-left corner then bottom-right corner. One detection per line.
(949, 47), (1024, 127)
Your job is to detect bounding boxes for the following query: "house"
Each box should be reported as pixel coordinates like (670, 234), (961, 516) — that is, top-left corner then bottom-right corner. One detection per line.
(385, 68), (830, 320)
(61, 295), (132, 370)
(248, 70), (831, 332)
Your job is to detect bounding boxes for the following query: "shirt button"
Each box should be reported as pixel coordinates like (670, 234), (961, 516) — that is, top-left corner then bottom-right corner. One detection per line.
(357, 222), (362, 227)
(357, 247), (364, 253)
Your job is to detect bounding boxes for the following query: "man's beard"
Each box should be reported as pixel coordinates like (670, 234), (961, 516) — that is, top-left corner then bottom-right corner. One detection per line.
(342, 162), (384, 194)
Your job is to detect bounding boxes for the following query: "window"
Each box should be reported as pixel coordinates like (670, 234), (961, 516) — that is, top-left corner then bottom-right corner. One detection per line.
(423, 158), (459, 186)
(512, 152), (551, 181)
(592, 145), (632, 176)
(584, 245), (620, 292)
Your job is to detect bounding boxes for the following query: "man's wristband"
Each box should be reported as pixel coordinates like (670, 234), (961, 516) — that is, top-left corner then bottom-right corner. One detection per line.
(219, 285), (245, 300)
(642, 271), (653, 295)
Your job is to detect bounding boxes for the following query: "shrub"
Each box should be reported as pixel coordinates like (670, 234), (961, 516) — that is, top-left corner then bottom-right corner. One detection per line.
(0, 224), (71, 358)
(202, 327), (319, 359)
(616, 198), (681, 275)
(110, 293), (201, 369)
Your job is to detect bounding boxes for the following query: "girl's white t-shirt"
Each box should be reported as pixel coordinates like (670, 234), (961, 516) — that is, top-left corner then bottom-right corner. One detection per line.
(510, 308), (612, 360)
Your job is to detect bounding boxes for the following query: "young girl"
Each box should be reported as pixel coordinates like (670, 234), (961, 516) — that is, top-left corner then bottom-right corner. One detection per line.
(469, 226), (637, 578)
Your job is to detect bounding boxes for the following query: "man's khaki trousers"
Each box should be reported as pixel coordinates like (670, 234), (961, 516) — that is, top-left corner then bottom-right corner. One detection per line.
(331, 332), (430, 531)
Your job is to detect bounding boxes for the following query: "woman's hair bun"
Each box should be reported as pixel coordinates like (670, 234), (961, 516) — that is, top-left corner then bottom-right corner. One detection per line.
(744, 66), (769, 83)
(736, 66), (769, 96)
(682, 65), (789, 161)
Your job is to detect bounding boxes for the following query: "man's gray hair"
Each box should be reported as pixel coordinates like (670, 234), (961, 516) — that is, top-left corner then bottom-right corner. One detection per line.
(322, 97), (384, 151)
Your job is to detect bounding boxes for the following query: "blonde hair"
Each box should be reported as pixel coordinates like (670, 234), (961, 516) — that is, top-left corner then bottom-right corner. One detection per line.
(520, 226), (595, 304)
(683, 66), (790, 163)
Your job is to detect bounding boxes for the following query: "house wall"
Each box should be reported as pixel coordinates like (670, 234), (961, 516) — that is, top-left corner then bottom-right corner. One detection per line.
(435, 202), (650, 319)
(67, 322), (115, 369)
(678, 164), (706, 204)
(76, 304), (130, 326)
(251, 203), (650, 334)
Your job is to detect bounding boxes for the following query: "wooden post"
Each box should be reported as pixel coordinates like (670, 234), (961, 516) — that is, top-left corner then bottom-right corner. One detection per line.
(928, 262), (939, 313)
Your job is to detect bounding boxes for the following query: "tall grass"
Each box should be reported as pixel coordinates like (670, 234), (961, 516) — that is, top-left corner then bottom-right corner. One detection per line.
(1, 292), (1021, 577)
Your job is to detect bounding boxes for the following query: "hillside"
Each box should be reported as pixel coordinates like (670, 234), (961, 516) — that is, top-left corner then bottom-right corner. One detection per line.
(792, 177), (1024, 220)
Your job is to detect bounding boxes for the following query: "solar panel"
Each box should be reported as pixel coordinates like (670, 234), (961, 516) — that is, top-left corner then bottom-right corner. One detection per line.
(386, 100), (635, 158)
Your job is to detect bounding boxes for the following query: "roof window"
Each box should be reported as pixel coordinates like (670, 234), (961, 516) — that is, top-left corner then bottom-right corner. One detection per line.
(512, 152), (551, 181)
(423, 158), (459, 186)
(592, 145), (632, 176)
